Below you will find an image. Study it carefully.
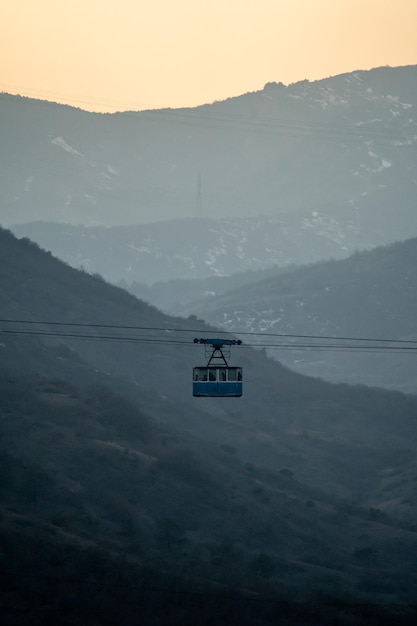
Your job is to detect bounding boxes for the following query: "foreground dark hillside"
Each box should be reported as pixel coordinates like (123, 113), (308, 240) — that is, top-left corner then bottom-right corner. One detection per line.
(2, 373), (417, 624)
(2, 227), (417, 621)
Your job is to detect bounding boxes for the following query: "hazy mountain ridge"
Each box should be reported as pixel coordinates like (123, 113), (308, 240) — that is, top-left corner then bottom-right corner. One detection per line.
(1, 65), (417, 238)
(10, 214), (358, 285)
(119, 264), (292, 313)
(178, 236), (417, 392)
(2, 227), (417, 620)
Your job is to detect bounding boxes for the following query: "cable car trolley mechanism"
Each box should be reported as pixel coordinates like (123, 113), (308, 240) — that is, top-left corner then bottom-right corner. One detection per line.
(193, 338), (242, 397)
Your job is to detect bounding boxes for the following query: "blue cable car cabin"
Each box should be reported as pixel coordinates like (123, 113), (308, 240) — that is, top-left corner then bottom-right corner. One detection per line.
(192, 338), (243, 397)
(193, 366), (242, 397)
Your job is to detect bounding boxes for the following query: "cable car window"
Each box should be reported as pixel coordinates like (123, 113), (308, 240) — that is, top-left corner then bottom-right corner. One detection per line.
(209, 369), (216, 381)
(237, 368), (242, 381)
(218, 368), (227, 381)
(227, 369), (236, 381)
(198, 368), (207, 381)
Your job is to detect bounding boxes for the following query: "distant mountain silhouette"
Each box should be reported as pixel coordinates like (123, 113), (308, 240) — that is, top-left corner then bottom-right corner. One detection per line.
(10, 216), (359, 285)
(1, 65), (416, 237)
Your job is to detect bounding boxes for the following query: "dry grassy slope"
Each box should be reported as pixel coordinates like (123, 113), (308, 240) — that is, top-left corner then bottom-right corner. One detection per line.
(2, 373), (417, 604)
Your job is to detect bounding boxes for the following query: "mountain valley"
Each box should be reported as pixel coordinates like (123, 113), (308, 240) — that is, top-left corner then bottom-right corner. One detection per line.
(1, 228), (417, 622)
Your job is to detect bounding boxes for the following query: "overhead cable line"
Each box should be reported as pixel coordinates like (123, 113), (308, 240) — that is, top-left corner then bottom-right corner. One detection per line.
(0, 328), (190, 345)
(136, 109), (410, 147)
(2, 86), (412, 146)
(0, 84), (159, 111)
(1, 321), (417, 355)
(0, 318), (415, 346)
(2, 328), (417, 354)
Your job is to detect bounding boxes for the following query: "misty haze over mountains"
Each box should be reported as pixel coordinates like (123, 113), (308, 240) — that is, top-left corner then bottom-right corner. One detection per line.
(4, 65), (417, 291)
(1, 65), (417, 232)
(2, 65), (417, 622)
(5, 65), (417, 396)
(168, 237), (417, 393)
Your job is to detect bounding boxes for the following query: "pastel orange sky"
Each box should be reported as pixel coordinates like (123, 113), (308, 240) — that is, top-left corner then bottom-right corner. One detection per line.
(1, 0), (417, 112)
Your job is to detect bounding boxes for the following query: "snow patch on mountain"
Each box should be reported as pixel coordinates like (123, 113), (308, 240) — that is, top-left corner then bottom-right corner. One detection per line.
(51, 136), (84, 157)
